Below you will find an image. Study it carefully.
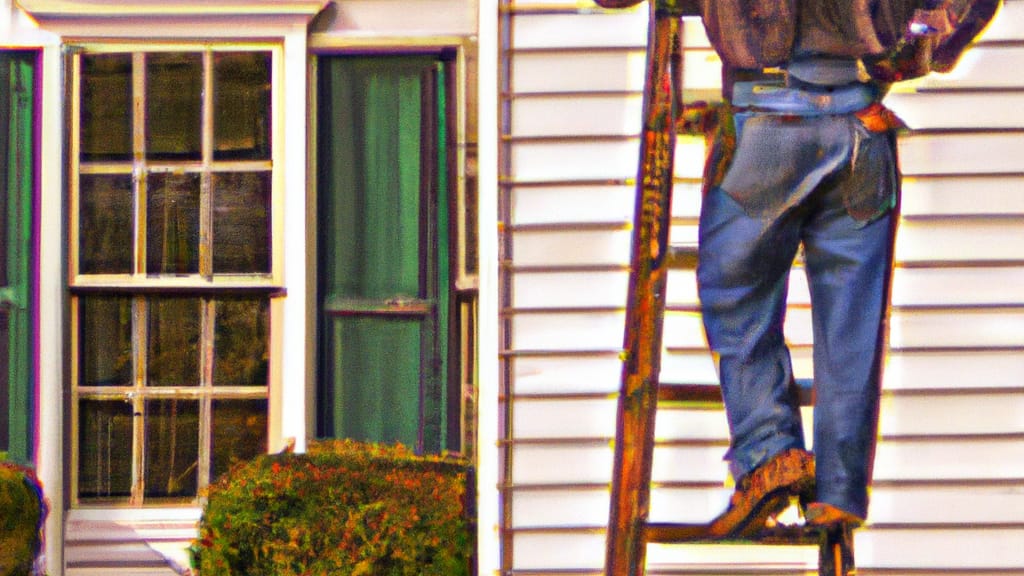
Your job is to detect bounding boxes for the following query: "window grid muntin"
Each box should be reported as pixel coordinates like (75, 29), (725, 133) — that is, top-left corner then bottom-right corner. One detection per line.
(71, 46), (276, 286)
(73, 294), (270, 506)
(70, 43), (278, 507)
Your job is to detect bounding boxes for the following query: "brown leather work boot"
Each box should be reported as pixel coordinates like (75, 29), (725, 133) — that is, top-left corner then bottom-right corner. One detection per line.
(707, 448), (816, 538)
(804, 502), (864, 529)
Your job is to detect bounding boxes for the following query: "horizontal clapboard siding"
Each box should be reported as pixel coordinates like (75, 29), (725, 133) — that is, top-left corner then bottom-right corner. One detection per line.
(499, 0), (1024, 574)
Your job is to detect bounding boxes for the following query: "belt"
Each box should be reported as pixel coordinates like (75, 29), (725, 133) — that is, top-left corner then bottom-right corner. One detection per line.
(731, 81), (877, 116)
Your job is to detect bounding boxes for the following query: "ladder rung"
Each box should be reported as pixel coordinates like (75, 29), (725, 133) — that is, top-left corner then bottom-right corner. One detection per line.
(658, 380), (815, 406)
(657, 383), (723, 404)
(667, 243), (699, 269)
(644, 522), (826, 545)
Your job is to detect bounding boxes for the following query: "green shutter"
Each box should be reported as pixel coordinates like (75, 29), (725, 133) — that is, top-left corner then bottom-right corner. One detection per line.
(1, 52), (35, 464)
(317, 55), (450, 453)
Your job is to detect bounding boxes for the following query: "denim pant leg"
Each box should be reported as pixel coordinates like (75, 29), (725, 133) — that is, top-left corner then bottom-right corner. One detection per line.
(697, 186), (807, 482)
(802, 195), (896, 519)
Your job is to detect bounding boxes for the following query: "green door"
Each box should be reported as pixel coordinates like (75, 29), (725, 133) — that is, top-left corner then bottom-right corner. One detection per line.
(316, 55), (450, 453)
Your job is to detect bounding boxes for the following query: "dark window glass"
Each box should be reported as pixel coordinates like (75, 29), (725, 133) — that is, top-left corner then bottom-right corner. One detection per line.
(146, 297), (200, 387)
(146, 53), (202, 161)
(213, 298), (269, 386)
(79, 174), (134, 274)
(212, 172), (271, 274)
(144, 399), (199, 499)
(146, 173), (200, 275)
(78, 400), (133, 500)
(211, 399), (267, 480)
(80, 53), (132, 162)
(80, 296), (133, 388)
(214, 52), (271, 161)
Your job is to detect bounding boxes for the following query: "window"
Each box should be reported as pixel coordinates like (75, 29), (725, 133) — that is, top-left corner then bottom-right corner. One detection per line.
(0, 51), (36, 464)
(315, 53), (471, 454)
(69, 46), (278, 505)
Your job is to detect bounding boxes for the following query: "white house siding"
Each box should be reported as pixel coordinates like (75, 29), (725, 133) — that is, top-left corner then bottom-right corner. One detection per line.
(499, 0), (1024, 574)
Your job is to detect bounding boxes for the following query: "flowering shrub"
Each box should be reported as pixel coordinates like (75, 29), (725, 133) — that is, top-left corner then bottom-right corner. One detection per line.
(191, 439), (473, 576)
(0, 462), (47, 576)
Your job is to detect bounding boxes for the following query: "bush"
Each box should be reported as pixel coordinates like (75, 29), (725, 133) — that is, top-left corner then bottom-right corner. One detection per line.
(0, 462), (47, 576)
(191, 440), (473, 576)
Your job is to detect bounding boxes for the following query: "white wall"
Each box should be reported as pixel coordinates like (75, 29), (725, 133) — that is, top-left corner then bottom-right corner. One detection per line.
(499, 0), (1024, 573)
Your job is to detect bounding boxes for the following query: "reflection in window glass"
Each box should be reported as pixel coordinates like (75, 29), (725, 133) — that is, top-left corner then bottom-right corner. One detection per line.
(80, 296), (133, 387)
(214, 52), (271, 161)
(211, 399), (267, 481)
(80, 53), (132, 162)
(212, 172), (271, 274)
(78, 400), (133, 500)
(146, 298), (200, 387)
(144, 399), (199, 499)
(80, 174), (134, 274)
(146, 173), (200, 275)
(146, 53), (202, 161)
(213, 298), (268, 386)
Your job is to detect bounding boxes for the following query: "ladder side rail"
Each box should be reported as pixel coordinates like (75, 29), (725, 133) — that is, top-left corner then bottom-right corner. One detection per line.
(604, 3), (682, 575)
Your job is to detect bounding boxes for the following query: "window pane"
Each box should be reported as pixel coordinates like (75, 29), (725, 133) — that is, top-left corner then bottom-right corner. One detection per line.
(318, 57), (428, 300)
(80, 53), (132, 162)
(78, 399), (133, 500)
(144, 399), (199, 499)
(146, 53), (202, 161)
(213, 298), (268, 386)
(80, 296), (133, 387)
(212, 172), (270, 274)
(79, 174), (134, 274)
(322, 317), (421, 447)
(146, 298), (200, 387)
(211, 399), (266, 480)
(146, 173), (200, 275)
(214, 52), (271, 161)
(0, 310), (8, 452)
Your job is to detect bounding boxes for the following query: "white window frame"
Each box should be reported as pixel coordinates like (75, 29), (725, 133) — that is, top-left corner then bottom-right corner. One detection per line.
(67, 41), (284, 508)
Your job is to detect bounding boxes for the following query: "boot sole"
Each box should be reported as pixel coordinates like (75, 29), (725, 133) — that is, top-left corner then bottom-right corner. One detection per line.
(709, 451), (816, 539)
(728, 476), (815, 538)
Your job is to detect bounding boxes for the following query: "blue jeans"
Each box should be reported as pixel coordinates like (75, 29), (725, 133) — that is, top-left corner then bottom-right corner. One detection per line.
(696, 100), (898, 519)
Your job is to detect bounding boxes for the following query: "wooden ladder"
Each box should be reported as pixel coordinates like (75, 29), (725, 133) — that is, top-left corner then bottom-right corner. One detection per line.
(602, 1), (856, 574)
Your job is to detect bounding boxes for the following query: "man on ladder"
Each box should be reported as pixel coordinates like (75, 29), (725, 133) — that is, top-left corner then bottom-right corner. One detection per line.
(601, 0), (1001, 572)
(690, 0), (1000, 537)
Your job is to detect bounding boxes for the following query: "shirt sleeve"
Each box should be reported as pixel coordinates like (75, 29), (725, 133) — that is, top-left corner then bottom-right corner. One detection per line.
(865, 0), (1002, 81)
(931, 0), (1002, 72)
